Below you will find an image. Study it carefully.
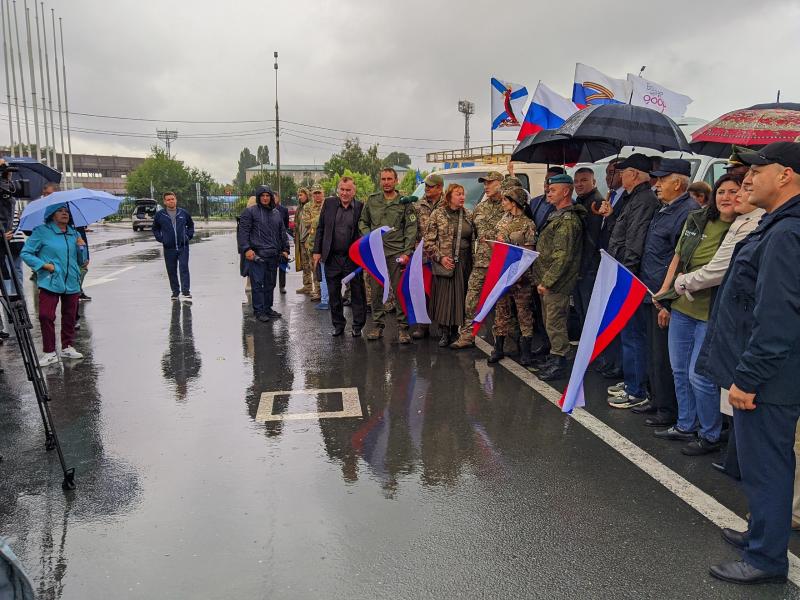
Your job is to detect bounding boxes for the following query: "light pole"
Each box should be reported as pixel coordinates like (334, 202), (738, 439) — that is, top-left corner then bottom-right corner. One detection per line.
(156, 129), (178, 158)
(458, 100), (474, 150)
(274, 51), (281, 199)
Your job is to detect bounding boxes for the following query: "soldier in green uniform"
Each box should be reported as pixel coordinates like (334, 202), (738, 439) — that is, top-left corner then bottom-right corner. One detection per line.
(410, 172), (444, 339)
(294, 187), (313, 294)
(358, 167), (418, 343)
(531, 173), (586, 381)
(487, 187), (536, 366)
(450, 171), (506, 349)
(302, 185), (325, 301)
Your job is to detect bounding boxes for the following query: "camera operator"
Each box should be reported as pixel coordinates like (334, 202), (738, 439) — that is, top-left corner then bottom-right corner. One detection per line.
(0, 160), (21, 342)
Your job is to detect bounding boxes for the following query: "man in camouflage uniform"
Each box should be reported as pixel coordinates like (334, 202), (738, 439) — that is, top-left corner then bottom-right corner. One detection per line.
(488, 187), (536, 366)
(358, 167), (418, 343)
(302, 185), (325, 301)
(450, 171), (507, 349)
(294, 187), (313, 294)
(410, 172), (444, 339)
(531, 174), (586, 381)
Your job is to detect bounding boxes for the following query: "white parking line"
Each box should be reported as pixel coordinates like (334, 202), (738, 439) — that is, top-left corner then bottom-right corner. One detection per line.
(82, 266), (136, 288)
(474, 336), (800, 586)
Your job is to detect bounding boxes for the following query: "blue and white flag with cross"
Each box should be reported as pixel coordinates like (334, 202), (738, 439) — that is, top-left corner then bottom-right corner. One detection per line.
(491, 77), (529, 131)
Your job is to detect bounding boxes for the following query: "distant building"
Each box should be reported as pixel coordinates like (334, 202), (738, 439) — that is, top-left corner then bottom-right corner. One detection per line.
(245, 164), (326, 185)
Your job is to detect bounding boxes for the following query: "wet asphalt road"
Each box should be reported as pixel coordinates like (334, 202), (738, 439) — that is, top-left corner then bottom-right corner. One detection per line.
(1, 226), (799, 599)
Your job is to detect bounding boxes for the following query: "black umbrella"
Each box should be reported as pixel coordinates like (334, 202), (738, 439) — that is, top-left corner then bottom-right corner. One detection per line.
(512, 129), (620, 165)
(556, 104), (691, 153)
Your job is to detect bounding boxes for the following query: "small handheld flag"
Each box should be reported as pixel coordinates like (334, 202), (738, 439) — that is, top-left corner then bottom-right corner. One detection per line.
(349, 226), (392, 303)
(342, 267), (363, 285)
(559, 251), (649, 413)
(396, 239), (432, 325)
(472, 241), (539, 336)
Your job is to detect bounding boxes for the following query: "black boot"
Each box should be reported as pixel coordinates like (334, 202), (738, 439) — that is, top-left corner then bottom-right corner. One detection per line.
(538, 355), (568, 381)
(438, 328), (451, 348)
(488, 336), (505, 363)
(531, 338), (551, 357)
(518, 336), (533, 367)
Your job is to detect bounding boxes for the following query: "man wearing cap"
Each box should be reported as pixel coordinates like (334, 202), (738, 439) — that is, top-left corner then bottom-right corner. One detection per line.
(702, 142), (800, 585)
(358, 167), (418, 343)
(488, 187), (536, 366)
(530, 174), (586, 380)
(451, 171), (507, 349)
(410, 172), (444, 340)
(725, 148), (750, 179)
(633, 159), (698, 430)
(601, 154), (659, 408)
(303, 185), (326, 303)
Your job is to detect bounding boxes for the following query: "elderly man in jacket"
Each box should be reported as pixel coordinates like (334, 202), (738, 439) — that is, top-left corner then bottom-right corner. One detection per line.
(238, 185), (290, 323)
(701, 142), (800, 585)
(600, 154), (659, 409)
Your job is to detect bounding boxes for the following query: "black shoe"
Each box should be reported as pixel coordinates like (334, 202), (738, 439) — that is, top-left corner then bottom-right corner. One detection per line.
(632, 401), (657, 415)
(352, 328), (362, 338)
(268, 310), (282, 318)
(279, 288), (286, 294)
(331, 327), (345, 337)
(256, 314), (271, 323)
(0, 331), (9, 340)
(518, 337), (533, 367)
(488, 336), (505, 364)
(530, 341), (550, 357)
(654, 426), (696, 441)
(709, 560), (786, 585)
(438, 331), (451, 348)
(721, 528), (747, 551)
(644, 416), (676, 427)
(600, 366), (624, 379)
(538, 355), (567, 381)
(682, 437), (721, 456)
(79, 292), (92, 301)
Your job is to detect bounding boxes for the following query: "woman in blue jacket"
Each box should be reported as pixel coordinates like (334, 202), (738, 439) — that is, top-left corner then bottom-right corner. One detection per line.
(20, 203), (88, 366)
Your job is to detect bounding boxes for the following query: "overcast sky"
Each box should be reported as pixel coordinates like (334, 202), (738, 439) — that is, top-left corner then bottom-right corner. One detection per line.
(3, 0), (799, 182)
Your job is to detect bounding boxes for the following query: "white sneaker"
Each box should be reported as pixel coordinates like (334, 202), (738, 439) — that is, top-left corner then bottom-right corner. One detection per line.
(607, 381), (626, 397)
(39, 351), (59, 366)
(61, 346), (84, 360)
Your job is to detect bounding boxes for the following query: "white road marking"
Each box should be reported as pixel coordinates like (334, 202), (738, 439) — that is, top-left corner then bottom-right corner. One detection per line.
(82, 266), (136, 288)
(474, 336), (800, 585)
(255, 387), (362, 422)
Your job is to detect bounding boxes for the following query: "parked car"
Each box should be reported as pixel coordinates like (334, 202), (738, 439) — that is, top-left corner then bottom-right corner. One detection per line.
(132, 198), (160, 231)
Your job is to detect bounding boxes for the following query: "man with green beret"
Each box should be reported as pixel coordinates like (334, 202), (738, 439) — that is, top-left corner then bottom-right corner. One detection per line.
(451, 171), (507, 349)
(531, 173), (586, 380)
(358, 167), (418, 343)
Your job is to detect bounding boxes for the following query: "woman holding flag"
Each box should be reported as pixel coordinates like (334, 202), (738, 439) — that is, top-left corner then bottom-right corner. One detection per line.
(424, 184), (473, 347)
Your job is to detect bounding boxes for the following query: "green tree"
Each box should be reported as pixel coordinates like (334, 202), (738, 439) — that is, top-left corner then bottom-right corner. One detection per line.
(320, 169), (375, 199)
(398, 169), (420, 195)
(246, 172), (298, 205)
(324, 138), (383, 184)
(235, 147), (258, 187)
(382, 151), (411, 168)
(126, 146), (191, 200)
(256, 145), (270, 166)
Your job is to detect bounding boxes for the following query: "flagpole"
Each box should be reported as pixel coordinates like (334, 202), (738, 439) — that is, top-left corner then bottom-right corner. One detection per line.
(24, 1), (41, 162)
(34, 1), (49, 164)
(5, 0), (21, 156)
(59, 17), (73, 188)
(628, 65), (646, 104)
(41, 2), (54, 168)
(51, 9), (65, 180)
(1, 0), (15, 156)
(12, 0), (30, 155)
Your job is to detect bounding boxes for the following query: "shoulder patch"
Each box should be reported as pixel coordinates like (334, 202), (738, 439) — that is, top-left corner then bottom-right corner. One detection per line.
(409, 213), (417, 222)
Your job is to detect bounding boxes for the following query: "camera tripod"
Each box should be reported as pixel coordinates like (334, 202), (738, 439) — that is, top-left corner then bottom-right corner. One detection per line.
(0, 231), (75, 490)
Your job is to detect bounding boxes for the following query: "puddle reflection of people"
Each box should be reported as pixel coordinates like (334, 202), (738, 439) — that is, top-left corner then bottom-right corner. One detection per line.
(161, 301), (202, 403)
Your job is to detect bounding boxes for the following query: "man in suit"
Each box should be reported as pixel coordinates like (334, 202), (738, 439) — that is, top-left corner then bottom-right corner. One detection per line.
(312, 177), (366, 337)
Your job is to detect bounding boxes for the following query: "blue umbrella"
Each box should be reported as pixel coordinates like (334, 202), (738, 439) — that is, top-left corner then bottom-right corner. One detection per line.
(19, 188), (122, 230)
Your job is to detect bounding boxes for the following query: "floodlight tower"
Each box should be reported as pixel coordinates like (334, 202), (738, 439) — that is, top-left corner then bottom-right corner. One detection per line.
(458, 100), (474, 150)
(156, 129), (178, 158)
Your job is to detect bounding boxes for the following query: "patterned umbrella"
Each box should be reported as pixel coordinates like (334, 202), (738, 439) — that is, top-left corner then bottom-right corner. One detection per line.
(690, 107), (800, 158)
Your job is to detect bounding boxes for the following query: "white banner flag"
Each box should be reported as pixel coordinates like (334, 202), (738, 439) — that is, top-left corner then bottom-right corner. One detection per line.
(627, 74), (692, 118)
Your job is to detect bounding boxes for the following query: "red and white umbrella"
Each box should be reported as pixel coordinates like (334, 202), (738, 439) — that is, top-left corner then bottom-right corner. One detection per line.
(691, 107), (800, 157)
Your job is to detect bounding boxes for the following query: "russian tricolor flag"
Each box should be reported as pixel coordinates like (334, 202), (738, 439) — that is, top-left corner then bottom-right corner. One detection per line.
(571, 63), (630, 108)
(349, 226), (392, 303)
(472, 241), (539, 336)
(517, 82), (579, 142)
(560, 251), (649, 413)
(396, 239), (432, 325)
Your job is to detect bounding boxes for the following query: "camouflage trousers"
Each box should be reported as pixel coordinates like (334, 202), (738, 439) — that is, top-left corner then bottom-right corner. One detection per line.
(459, 266), (488, 335)
(541, 291), (570, 356)
(301, 249), (313, 289)
(492, 275), (534, 337)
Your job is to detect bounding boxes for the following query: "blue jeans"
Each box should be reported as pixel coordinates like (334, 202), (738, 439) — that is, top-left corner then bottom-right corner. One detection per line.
(249, 255), (278, 316)
(668, 309), (721, 441)
(319, 263), (329, 305)
(3, 253), (23, 294)
(620, 301), (648, 398)
(164, 246), (190, 295)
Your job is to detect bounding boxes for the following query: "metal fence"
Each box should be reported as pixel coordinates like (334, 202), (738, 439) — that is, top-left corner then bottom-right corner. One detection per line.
(107, 196), (242, 221)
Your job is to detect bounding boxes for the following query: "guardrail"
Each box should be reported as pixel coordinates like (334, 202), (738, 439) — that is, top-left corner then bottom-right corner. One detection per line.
(426, 144), (517, 164)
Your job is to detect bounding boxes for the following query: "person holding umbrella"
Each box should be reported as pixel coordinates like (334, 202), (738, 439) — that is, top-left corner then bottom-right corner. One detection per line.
(20, 203), (88, 366)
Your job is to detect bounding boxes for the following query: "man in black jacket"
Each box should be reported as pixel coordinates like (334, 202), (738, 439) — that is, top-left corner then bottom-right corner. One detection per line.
(313, 177), (366, 337)
(703, 143), (800, 585)
(600, 154), (659, 409)
(572, 167), (604, 328)
(237, 185), (289, 322)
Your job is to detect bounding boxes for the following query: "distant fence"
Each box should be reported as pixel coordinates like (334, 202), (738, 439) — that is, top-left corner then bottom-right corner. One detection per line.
(107, 196), (243, 221)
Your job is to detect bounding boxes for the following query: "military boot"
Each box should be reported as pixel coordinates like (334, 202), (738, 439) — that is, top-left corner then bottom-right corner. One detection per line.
(296, 286), (310, 294)
(518, 336), (533, 367)
(449, 331), (475, 350)
(366, 326), (384, 341)
(487, 336), (505, 364)
(537, 355), (568, 381)
(531, 338), (551, 357)
(398, 328), (412, 345)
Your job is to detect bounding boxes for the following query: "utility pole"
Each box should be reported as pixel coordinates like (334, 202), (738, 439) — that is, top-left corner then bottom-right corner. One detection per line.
(156, 129), (178, 158)
(274, 51), (281, 199)
(1, 0), (15, 156)
(458, 100), (474, 150)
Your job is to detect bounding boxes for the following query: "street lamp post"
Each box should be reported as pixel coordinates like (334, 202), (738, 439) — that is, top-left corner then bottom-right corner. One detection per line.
(274, 51), (281, 199)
